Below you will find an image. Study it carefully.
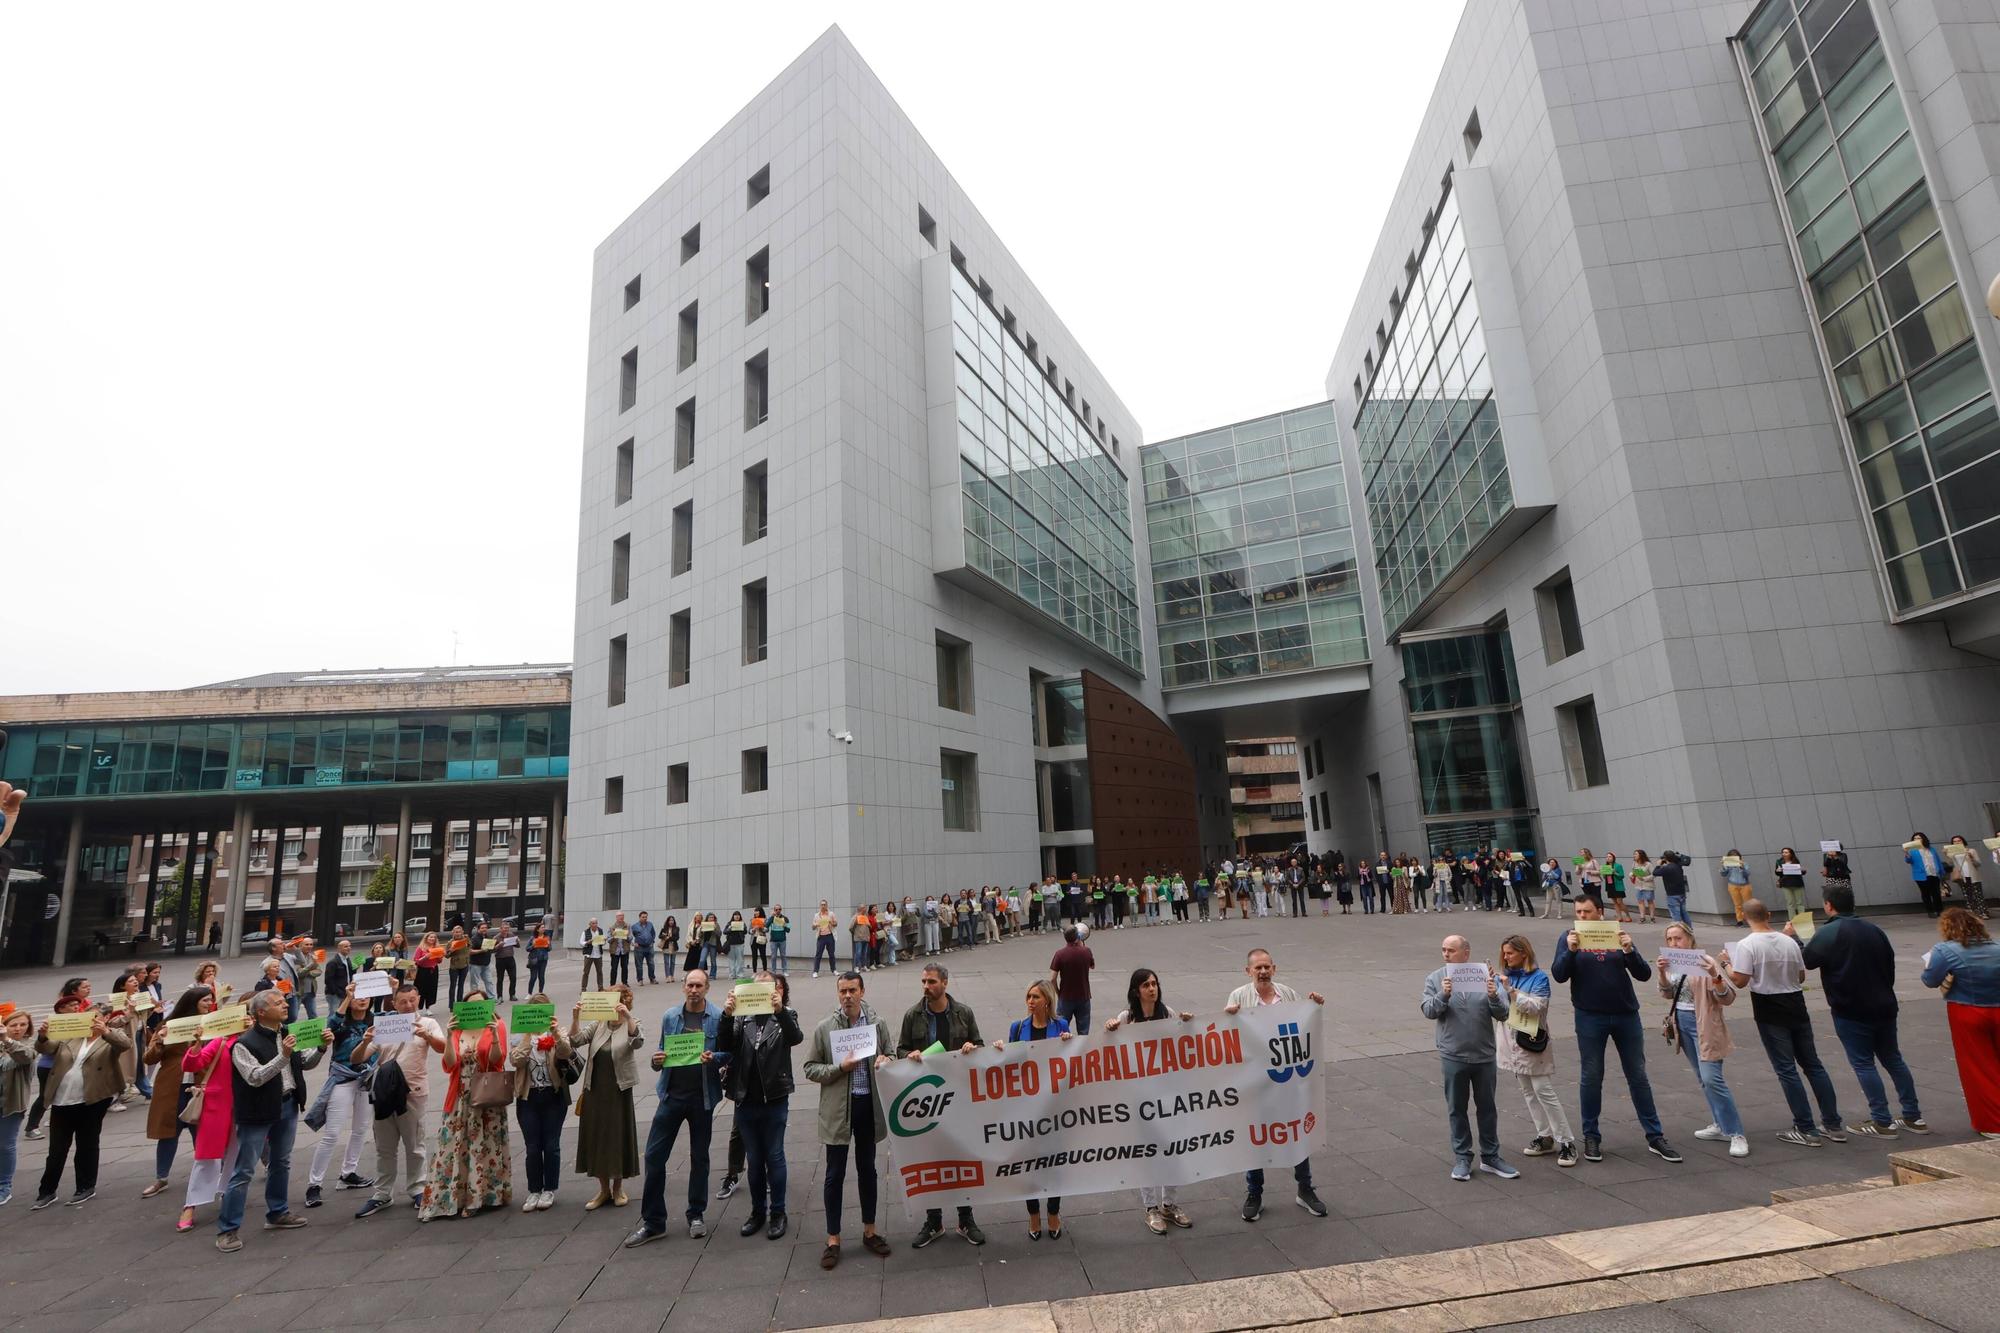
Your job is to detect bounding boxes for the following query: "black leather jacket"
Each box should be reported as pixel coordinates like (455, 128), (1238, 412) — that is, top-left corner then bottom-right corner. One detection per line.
(717, 1007), (803, 1104)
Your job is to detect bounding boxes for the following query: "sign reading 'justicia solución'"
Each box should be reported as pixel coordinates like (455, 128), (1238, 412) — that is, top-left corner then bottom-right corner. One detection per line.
(874, 1003), (1324, 1207)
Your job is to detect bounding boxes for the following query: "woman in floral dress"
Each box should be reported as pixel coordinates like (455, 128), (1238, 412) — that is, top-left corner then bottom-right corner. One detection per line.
(421, 988), (512, 1220)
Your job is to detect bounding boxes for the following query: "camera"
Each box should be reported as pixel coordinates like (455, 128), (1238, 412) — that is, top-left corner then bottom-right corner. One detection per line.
(828, 729), (855, 745)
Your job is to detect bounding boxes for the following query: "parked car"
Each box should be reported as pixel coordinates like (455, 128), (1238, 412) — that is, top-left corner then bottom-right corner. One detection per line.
(404, 916), (428, 932)
(239, 930), (271, 947)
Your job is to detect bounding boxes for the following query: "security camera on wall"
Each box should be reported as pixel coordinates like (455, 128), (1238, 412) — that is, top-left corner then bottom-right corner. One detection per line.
(827, 729), (855, 745)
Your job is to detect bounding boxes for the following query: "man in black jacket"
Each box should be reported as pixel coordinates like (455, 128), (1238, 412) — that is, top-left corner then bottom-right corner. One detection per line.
(896, 963), (984, 1249)
(717, 971), (803, 1240)
(216, 991), (309, 1251)
(324, 938), (354, 1006)
(1796, 882), (1928, 1137)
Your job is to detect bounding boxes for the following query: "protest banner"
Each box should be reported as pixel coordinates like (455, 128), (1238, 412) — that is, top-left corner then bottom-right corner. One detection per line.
(1820, 840), (1842, 854)
(453, 1000), (496, 1031)
(579, 991), (622, 1021)
(660, 1032), (706, 1066)
(873, 1001), (1322, 1209)
(1505, 1001), (1540, 1038)
(46, 1012), (95, 1040)
(1574, 920), (1622, 952)
(287, 1017), (328, 1049)
(162, 1015), (205, 1044)
(829, 1025), (877, 1064)
(512, 1002), (555, 1032)
(201, 1004), (249, 1038)
(1444, 962), (1490, 990)
(733, 981), (775, 1017)
(371, 1012), (416, 1046)
(1790, 912), (1817, 943)
(1660, 947), (1710, 975)
(351, 970), (394, 999)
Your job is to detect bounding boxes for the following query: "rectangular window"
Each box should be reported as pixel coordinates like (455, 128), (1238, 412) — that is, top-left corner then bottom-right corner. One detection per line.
(604, 775), (624, 815)
(623, 274), (641, 311)
(747, 164), (770, 209)
(678, 301), (698, 371)
(610, 534), (631, 604)
(489, 825), (511, 851)
(1556, 696), (1610, 789)
(411, 831), (433, 854)
(743, 461), (768, 543)
(742, 579), (767, 664)
(1314, 738), (1325, 777)
(671, 501), (693, 576)
(680, 224), (700, 263)
(614, 438), (634, 505)
(744, 351), (768, 429)
(607, 635), (627, 707)
(618, 348), (638, 412)
(525, 826), (542, 848)
(603, 872), (621, 910)
(525, 863), (541, 890)
(1536, 568), (1585, 663)
(741, 862), (768, 909)
(918, 204), (937, 248)
(941, 749), (979, 831)
(667, 868), (688, 909)
(675, 397), (695, 471)
(450, 829), (470, 852)
(669, 611), (691, 688)
(935, 632), (973, 712)
(487, 863), (509, 889)
(667, 762), (689, 805)
(742, 747), (768, 793)
(746, 246), (769, 322)
(446, 867), (466, 893)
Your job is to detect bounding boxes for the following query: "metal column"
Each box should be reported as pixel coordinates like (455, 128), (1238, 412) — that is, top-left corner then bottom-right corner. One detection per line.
(392, 797), (413, 939)
(49, 810), (85, 968)
(221, 801), (252, 960)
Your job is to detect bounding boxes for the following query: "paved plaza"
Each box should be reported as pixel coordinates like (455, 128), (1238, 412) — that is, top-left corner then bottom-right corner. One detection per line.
(0, 903), (1989, 1331)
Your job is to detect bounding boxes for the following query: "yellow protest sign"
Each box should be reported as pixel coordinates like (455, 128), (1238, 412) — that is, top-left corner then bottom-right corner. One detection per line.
(201, 1004), (249, 1038)
(46, 1012), (95, 1040)
(1574, 920), (1622, 952)
(579, 991), (622, 1021)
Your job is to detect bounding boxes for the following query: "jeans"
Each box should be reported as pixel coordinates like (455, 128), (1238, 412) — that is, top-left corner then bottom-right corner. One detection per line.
(814, 937), (838, 972)
(1574, 1008), (1663, 1139)
(308, 1077), (370, 1186)
(527, 954), (548, 994)
(38, 1099), (110, 1198)
(1755, 1014), (1844, 1134)
(1675, 1008), (1743, 1136)
(735, 1099), (788, 1215)
(495, 956), (517, 999)
(1830, 1014), (1921, 1126)
(639, 1095), (713, 1231)
(634, 948), (656, 983)
(299, 992), (318, 1020)
(769, 941), (788, 973)
(881, 932), (898, 967)
(218, 1104), (297, 1233)
(1441, 1057), (1501, 1162)
(727, 945), (744, 979)
(1057, 998), (1091, 1036)
(1360, 884), (1376, 914)
(609, 953), (629, 985)
(1666, 894), (1691, 928)
(823, 1093), (877, 1236)
(156, 1088), (196, 1178)
(448, 968), (468, 1005)
(750, 941), (768, 972)
(1512, 884), (1534, 915)
(1245, 1158), (1313, 1195)
(852, 941), (870, 970)
(517, 1089), (566, 1194)
(921, 922), (940, 955)
(0, 1110), (21, 1196)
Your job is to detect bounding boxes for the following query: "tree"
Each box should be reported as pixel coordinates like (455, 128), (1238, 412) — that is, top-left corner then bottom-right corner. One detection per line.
(155, 859), (190, 920)
(364, 856), (396, 904)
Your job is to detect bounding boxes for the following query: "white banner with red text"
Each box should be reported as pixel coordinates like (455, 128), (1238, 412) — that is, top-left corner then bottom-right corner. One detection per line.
(875, 1002), (1323, 1208)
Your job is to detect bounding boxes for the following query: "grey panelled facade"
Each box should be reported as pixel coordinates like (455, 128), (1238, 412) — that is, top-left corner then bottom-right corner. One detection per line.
(1297, 0), (2000, 914)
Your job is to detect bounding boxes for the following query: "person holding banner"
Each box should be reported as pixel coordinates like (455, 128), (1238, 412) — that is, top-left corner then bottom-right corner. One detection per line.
(1946, 836), (1988, 921)
(1552, 898), (1680, 1165)
(1421, 937), (1517, 1182)
(174, 1005), (243, 1231)
(814, 900), (840, 976)
(302, 991), (378, 1208)
(1225, 949), (1329, 1220)
(1796, 883), (1927, 1138)
(1722, 900), (1847, 1149)
(660, 915), (681, 983)
(804, 971), (895, 1270)
(717, 970), (802, 1240)
(509, 992), (573, 1212)
(420, 988), (511, 1220)
(607, 913), (632, 987)
(1494, 937), (1577, 1168)
(1104, 969), (1194, 1233)
(622, 970), (724, 1247)
(579, 919), (608, 992)
(1906, 832), (1946, 919)
(571, 981), (642, 1210)
(354, 984), (448, 1218)
(1773, 850), (1808, 920)
(1002, 979), (1080, 1237)
(898, 963), (987, 1248)
(0, 1008), (35, 1207)
(1655, 924), (1747, 1158)
(31, 995), (133, 1209)
(213, 991), (308, 1250)
(414, 932), (443, 1009)
(140, 984), (216, 1200)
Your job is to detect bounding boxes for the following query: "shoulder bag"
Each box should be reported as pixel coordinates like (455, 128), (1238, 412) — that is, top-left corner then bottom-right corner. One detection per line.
(1662, 977), (1686, 1051)
(179, 1043), (220, 1126)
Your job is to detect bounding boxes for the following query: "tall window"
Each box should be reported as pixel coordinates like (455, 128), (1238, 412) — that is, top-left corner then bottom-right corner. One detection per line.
(1535, 568), (1584, 662)
(941, 750), (979, 831)
(742, 747), (768, 793)
(667, 868), (688, 909)
(619, 348), (637, 412)
(604, 776), (624, 815)
(680, 224), (700, 263)
(607, 635), (628, 707)
(678, 301), (698, 371)
(744, 351), (768, 429)
(743, 462), (768, 543)
(935, 632), (973, 712)
(671, 502), (693, 576)
(675, 397), (695, 471)
(1556, 696), (1610, 790)
(742, 580), (767, 664)
(615, 438), (634, 505)
(669, 611), (691, 688)
(746, 165), (770, 208)
(610, 534), (631, 604)
(741, 862), (768, 909)
(623, 274), (642, 310)
(603, 872), (622, 909)
(746, 247), (770, 321)
(667, 762), (689, 805)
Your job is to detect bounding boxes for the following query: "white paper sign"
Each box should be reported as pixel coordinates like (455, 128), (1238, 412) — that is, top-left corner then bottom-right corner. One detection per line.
(370, 1012), (416, 1046)
(1820, 840), (1842, 853)
(829, 1025), (877, 1064)
(1780, 863), (1804, 876)
(351, 969), (395, 999)
(1444, 962), (1490, 989)
(1660, 947), (1710, 974)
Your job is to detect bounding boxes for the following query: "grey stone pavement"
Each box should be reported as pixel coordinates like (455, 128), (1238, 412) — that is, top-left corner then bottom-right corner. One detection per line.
(0, 904), (1989, 1332)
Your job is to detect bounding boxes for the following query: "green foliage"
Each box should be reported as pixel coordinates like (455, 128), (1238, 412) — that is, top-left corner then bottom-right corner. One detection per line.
(364, 857), (396, 903)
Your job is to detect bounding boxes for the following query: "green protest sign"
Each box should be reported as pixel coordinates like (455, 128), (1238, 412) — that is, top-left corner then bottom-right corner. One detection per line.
(286, 1017), (328, 1050)
(660, 1032), (706, 1066)
(511, 1002), (555, 1032)
(453, 999), (496, 1031)
(921, 1040), (946, 1056)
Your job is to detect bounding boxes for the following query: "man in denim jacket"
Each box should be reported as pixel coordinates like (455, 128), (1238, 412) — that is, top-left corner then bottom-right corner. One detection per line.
(623, 970), (727, 1246)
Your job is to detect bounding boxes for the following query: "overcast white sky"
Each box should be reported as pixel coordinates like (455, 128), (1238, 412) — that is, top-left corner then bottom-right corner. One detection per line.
(1, 2), (1464, 694)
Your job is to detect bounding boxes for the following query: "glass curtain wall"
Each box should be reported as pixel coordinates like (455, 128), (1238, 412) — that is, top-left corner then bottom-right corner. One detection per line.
(1400, 628), (1537, 858)
(1738, 0), (2000, 610)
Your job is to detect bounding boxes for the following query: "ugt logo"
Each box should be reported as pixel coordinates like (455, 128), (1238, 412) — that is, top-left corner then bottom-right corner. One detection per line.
(1266, 1020), (1314, 1083)
(888, 1074), (955, 1137)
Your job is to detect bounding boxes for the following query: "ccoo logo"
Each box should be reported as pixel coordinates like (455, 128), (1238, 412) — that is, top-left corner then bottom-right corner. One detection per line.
(1266, 1021), (1314, 1083)
(888, 1073), (955, 1137)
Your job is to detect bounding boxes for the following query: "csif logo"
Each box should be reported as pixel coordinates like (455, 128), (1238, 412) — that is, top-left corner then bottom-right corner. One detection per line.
(1265, 1020), (1314, 1084)
(888, 1073), (955, 1137)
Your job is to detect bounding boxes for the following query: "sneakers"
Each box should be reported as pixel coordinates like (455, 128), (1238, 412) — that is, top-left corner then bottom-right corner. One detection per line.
(1450, 1159), (1473, 1182)
(1776, 1128), (1823, 1148)
(1730, 1135), (1750, 1158)
(66, 1189), (95, 1206)
(355, 1197), (391, 1219)
(1161, 1203), (1193, 1228)
(0, 1189), (11, 1207)
(1479, 1158), (1520, 1180)
(1241, 1192), (1263, 1222)
(264, 1213), (307, 1230)
(1522, 1136), (1556, 1157)
(30, 1194), (58, 1211)
(959, 1221), (986, 1246)
(1556, 1140), (1579, 1168)
(1296, 1186), (1328, 1217)
(216, 1230), (242, 1253)
(1898, 1118), (1932, 1134)
(766, 1210), (787, 1241)
(622, 1224), (664, 1249)
(716, 1175), (739, 1200)
(1851, 1120), (1899, 1138)
(537, 1191), (555, 1211)
(1693, 1124), (1727, 1141)
(1647, 1136), (1683, 1163)
(1146, 1207), (1168, 1235)
(337, 1172), (374, 1190)
(1820, 1124), (1849, 1143)
(1582, 1136), (1603, 1162)
(24, 1128), (43, 1140)
(304, 1185), (323, 1209)
(912, 1218), (945, 1248)
(687, 1217), (707, 1239)
(523, 1195), (540, 1213)
(739, 1213), (767, 1238)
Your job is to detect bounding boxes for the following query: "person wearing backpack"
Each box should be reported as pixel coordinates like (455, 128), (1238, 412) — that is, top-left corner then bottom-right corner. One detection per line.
(1496, 935), (1576, 1167)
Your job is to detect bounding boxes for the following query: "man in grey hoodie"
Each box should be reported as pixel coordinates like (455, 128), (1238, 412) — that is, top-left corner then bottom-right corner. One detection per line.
(1420, 935), (1518, 1182)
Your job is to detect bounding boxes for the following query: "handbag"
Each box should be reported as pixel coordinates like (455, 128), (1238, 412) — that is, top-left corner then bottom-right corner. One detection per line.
(469, 1070), (512, 1107)
(179, 1044), (220, 1126)
(1662, 977), (1687, 1052)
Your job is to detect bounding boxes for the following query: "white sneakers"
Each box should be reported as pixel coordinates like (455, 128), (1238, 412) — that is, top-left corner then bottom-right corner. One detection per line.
(521, 1191), (556, 1211)
(1693, 1124), (1726, 1141)
(1730, 1135), (1750, 1158)
(1695, 1124), (1750, 1157)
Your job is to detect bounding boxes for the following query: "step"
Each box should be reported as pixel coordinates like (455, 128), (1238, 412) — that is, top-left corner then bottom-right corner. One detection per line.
(1770, 1174), (1896, 1204)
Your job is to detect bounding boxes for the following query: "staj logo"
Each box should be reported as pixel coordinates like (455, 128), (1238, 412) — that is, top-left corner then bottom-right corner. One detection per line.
(1266, 1020), (1314, 1084)
(888, 1073), (955, 1137)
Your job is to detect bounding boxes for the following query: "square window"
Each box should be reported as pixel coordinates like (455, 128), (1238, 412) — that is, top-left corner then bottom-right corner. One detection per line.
(669, 611), (691, 688)
(667, 762), (689, 805)
(747, 165), (770, 208)
(744, 350), (769, 429)
(742, 579), (767, 664)
(610, 533), (631, 604)
(741, 862), (768, 909)
(941, 749), (979, 831)
(743, 461), (768, 543)
(1536, 568), (1585, 662)
(604, 776), (624, 815)
(675, 397), (695, 471)
(671, 501), (693, 576)
(623, 274), (641, 310)
(603, 871), (622, 910)
(615, 438), (634, 505)
(935, 631), (973, 712)
(746, 246), (769, 322)
(667, 868), (688, 909)
(742, 747), (768, 793)
(618, 348), (638, 412)
(1556, 696), (1610, 789)
(918, 204), (937, 248)
(678, 301), (698, 371)
(607, 635), (627, 708)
